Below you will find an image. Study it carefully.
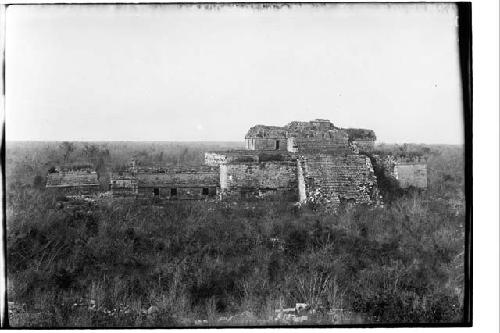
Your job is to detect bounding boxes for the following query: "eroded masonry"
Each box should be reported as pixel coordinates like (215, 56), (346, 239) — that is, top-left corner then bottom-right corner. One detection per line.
(46, 165), (101, 195)
(46, 119), (428, 209)
(205, 119), (384, 207)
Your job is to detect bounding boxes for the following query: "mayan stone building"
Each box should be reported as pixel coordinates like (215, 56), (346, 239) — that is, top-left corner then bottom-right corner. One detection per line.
(206, 119), (381, 208)
(49, 119), (427, 208)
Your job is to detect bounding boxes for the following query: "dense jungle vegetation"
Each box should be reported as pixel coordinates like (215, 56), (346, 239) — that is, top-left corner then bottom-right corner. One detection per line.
(6, 141), (466, 327)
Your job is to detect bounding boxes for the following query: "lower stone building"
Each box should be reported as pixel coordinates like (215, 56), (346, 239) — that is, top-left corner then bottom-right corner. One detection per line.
(377, 155), (428, 189)
(110, 166), (220, 200)
(46, 167), (101, 195)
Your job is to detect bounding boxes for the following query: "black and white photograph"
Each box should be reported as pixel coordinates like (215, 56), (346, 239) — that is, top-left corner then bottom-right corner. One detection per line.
(1, 1), (479, 328)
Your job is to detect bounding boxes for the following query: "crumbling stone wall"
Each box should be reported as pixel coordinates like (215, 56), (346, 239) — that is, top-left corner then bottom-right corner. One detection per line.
(243, 120), (372, 155)
(345, 128), (376, 141)
(245, 125), (288, 151)
(46, 185), (101, 196)
(205, 151), (295, 166)
(205, 152), (230, 166)
(135, 170), (220, 199)
(109, 167), (220, 200)
(246, 138), (288, 151)
(46, 170), (100, 195)
(245, 125), (288, 138)
(136, 186), (218, 199)
(109, 174), (138, 196)
(220, 161), (297, 200)
(285, 120), (336, 132)
(292, 134), (352, 154)
(205, 151), (259, 166)
(345, 128), (376, 153)
(286, 122), (352, 154)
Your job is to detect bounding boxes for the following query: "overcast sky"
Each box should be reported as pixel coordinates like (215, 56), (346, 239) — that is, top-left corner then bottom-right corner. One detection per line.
(6, 3), (464, 144)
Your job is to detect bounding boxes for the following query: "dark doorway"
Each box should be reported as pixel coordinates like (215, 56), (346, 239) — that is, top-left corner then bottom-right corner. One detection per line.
(275, 140), (280, 150)
(202, 187), (209, 195)
(170, 188), (177, 196)
(153, 188), (160, 196)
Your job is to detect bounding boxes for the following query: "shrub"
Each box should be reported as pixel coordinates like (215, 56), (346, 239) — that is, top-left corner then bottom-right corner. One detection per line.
(6, 144), (465, 326)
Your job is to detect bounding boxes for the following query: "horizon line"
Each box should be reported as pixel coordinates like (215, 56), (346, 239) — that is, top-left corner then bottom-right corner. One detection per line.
(5, 139), (464, 146)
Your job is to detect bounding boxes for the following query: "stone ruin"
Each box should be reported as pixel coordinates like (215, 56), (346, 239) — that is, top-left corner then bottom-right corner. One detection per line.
(46, 119), (428, 210)
(46, 164), (101, 195)
(376, 154), (428, 189)
(206, 119), (382, 209)
(109, 165), (220, 200)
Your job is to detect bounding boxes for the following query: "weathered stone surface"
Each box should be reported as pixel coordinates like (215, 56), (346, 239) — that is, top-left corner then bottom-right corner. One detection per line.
(300, 154), (379, 208)
(205, 151), (295, 166)
(220, 161), (297, 200)
(245, 125), (289, 151)
(46, 171), (99, 187)
(46, 170), (101, 195)
(285, 119), (336, 132)
(109, 167), (220, 200)
(245, 125), (288, 139)
(292, 136), (352, 154)
(246, 138), (288, 151)
(109, 174), (138, 196)
(286, 120), (352, 155)
(136, 170), (219, 187)
(204, 152), (236, 166)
